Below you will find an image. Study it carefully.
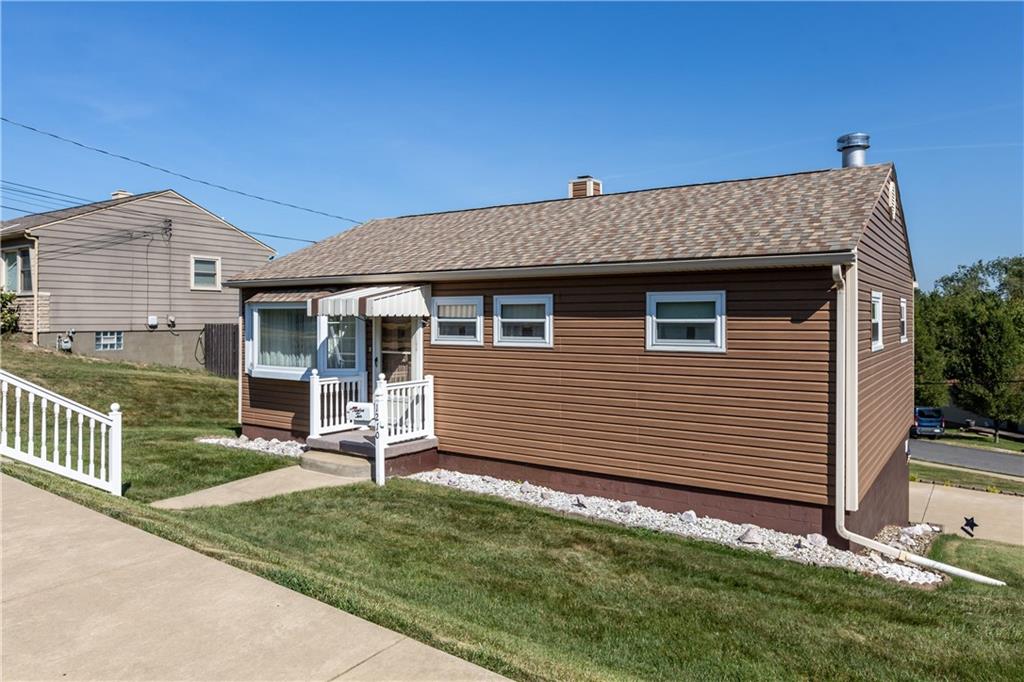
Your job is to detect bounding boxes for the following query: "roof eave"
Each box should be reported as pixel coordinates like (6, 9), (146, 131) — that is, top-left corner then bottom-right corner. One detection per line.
(228, 250), (857, 288)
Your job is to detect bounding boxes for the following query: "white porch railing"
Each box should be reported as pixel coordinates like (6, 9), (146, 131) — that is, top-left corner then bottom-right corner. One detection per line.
(0, 369), (123, 496)
(309, 371), (366, 438)
(372, 374), (435, 486)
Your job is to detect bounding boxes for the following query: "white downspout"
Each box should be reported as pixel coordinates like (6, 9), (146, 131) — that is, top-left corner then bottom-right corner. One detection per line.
(830, 265), (1005, 587)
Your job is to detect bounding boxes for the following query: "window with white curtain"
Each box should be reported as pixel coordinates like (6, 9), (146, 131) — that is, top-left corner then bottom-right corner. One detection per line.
(256, 306), (316, 368)
(431, 296), (483, 345)
(326, 315), (358, 369)
(494, 294), (553, 347)
(2, 251), (17, 292)
(646, 291), (726, 352)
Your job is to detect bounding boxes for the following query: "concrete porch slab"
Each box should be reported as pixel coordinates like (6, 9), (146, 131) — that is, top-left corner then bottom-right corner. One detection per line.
(307, 428), (438, 459)
(151, 465), (366, 510)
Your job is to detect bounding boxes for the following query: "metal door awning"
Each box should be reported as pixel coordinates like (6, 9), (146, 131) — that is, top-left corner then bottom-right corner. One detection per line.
(308, 285), (431, 317)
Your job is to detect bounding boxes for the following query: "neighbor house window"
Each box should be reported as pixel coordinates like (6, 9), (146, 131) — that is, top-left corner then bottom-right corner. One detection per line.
(95, 331), (123, 351)
(245, 303), (363, 380)
(646, 291), (726, 353)
(190, 255), (221, 290)
(900, 297), (908, 343)
(2, 250), (31, 293)
(431, 296), (484, 345)
(871, 291), (884, 351)
(493, 294), (553, 347)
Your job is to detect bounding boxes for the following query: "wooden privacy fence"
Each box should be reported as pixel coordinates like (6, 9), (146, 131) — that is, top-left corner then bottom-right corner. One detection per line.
(202, 323), (239, 378)
(0, 369), (123, 496)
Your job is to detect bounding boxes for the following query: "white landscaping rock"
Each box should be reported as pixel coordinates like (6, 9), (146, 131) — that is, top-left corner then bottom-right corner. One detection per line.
(406, 469), (943, 587)
(195, 435), (305, 459)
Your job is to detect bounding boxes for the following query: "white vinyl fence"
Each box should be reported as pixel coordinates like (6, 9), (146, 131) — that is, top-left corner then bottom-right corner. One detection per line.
(372, 374), (434, 486)
(0, 369), (123, 496)
(309, 371), (366, 438)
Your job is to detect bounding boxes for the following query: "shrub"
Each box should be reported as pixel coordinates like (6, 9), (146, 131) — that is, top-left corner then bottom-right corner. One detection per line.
(0, 290), (19, 334)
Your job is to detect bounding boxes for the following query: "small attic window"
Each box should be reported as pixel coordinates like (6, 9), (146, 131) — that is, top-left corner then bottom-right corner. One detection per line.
(888, 180), (897, 220)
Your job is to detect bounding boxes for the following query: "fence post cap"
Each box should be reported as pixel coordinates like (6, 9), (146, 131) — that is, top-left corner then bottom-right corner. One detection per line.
(378, 373), (386, 381)
(311, 368), (319, 376)
(110, 403), (121, 413)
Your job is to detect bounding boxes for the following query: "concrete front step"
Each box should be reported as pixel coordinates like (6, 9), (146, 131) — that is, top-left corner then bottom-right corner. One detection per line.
(300, 451), (372, 478)
(307, 429), (438, 460)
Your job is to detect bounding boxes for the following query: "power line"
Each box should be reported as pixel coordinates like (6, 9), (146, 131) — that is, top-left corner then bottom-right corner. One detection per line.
(1, 181), (318, 244)
(1, 117), (362, 224)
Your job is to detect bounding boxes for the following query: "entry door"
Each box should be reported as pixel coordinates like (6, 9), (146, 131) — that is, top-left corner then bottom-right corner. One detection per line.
(373, 317), (422, 385)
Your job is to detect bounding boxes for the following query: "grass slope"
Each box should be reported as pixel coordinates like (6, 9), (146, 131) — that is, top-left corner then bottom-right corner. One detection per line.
(938, 431), (1024, 455)
(1, 340), (292, 501)
(3, 339), (1023, 679)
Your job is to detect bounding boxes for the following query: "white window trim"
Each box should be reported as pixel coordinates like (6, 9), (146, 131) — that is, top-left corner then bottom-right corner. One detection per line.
(245, 302), (366, 381)
(2, 248), (32, 295)
(871, 291), (884, 351)
(899, 297), (908, 344)
(493, 294), (554, 348)
(190, 255), (222, 291)
(430, 295), (484, 346)
(94, 331), (124, 351)
(646, 290), (727, 353)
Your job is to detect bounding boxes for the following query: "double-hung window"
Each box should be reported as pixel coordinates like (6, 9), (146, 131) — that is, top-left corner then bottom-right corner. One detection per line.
(494, 294), (553, 347)
(899, 297), (908, 343)
(2, 249), (32, 293)
(646, 291), (726, 352)
(191, 255), (221, 290)
(431, 296), (484, 345)
(871, 291), (884, 351)
(246, 303), (364, 380)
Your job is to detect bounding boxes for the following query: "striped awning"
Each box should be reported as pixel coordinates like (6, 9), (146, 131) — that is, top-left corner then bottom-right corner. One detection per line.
(308, 285), (431, 318)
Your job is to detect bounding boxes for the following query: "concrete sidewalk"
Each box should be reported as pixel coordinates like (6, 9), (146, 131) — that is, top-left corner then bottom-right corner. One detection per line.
(1, 475), (504, 681)
(909, 481), (1024, 545)
(151, 465), (364, 510)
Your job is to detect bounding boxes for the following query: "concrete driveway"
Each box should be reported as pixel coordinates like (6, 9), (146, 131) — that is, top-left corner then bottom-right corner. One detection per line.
(909, 481), (1024, 545)
(910, 439), (1024, 477)
(1, 475), (504, 681)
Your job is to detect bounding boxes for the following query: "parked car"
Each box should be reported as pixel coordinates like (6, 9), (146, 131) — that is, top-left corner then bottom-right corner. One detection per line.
(911, 407), (945, 438)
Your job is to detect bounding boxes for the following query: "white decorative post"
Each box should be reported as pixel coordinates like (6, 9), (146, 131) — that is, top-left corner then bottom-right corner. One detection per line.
(309, 369), (321, 438)
(108, 403), (123, 497)
(425, 375), (435, 439)
(373, 373), (388, 486)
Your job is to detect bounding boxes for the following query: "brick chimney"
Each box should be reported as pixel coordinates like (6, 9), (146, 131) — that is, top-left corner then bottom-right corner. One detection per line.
(568, 175), (602, 198)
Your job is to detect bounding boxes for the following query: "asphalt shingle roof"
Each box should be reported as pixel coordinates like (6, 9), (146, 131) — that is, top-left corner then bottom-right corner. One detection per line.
(232, 163), (894, 283)
(0, 191), (169, 238)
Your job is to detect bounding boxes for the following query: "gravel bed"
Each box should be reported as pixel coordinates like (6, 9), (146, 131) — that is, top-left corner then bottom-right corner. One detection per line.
(408, 469), (944, 586)
(195, 434), (306, 458)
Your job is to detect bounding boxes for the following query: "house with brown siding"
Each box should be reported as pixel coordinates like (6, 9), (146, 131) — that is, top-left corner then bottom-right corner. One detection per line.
(1, 190), (274, 369)
(228, 135), (916, 544)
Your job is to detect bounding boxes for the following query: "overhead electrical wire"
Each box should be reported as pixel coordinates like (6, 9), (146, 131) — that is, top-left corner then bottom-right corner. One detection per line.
(1, 181), (319, 244)
(0, 117), (362, 224)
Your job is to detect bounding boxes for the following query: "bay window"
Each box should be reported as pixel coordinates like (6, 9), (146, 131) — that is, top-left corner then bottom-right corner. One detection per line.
(245, 303), (364, 380)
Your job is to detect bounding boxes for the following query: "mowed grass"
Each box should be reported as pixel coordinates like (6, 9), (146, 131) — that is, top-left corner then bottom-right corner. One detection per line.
(3, 338), (1024, 679)
(938, 430), (1024, 455)
(910, 461), (1024, 496)
(1, 339), (292, 501)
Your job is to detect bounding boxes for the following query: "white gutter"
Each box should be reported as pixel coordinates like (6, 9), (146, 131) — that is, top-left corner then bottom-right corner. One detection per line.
(228, 251), (857, 289)
(831, 265), (1005, 586)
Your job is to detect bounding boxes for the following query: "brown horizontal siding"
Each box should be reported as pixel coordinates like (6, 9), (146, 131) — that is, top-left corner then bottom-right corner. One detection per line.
(425, 269), (835, 505)
(857, 171), (915, 499)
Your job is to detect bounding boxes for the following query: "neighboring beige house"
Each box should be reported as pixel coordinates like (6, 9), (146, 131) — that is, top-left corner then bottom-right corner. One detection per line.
(0, 190), (274, 369)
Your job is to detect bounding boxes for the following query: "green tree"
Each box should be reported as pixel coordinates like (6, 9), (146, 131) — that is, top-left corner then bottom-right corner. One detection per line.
(935, 257), (1024, 440)
(913, 290), (948, 406)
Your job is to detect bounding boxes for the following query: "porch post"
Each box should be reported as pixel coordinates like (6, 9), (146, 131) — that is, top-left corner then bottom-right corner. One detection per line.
(373, 373), (388, 486)
(425, 374), (435, 438)
(309, 369), (321, 438)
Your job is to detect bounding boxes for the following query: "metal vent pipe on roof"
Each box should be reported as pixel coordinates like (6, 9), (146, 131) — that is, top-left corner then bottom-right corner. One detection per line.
(837, 133), (870, 168)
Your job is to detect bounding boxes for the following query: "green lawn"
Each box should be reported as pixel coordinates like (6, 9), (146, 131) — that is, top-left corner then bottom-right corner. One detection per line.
(911, 462), (1024, 496)
(3, 339), (1024, 680)
(938, 430), (1024, 455)
(1, 340), (293, 501)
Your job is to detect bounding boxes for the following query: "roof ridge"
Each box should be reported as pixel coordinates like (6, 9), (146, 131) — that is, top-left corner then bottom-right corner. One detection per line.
(0, 189), (171, 225)
(377, 163), (894, 222)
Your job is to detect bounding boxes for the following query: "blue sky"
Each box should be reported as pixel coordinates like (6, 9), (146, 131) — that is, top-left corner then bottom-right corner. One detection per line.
(2, 2), (1021, 289)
